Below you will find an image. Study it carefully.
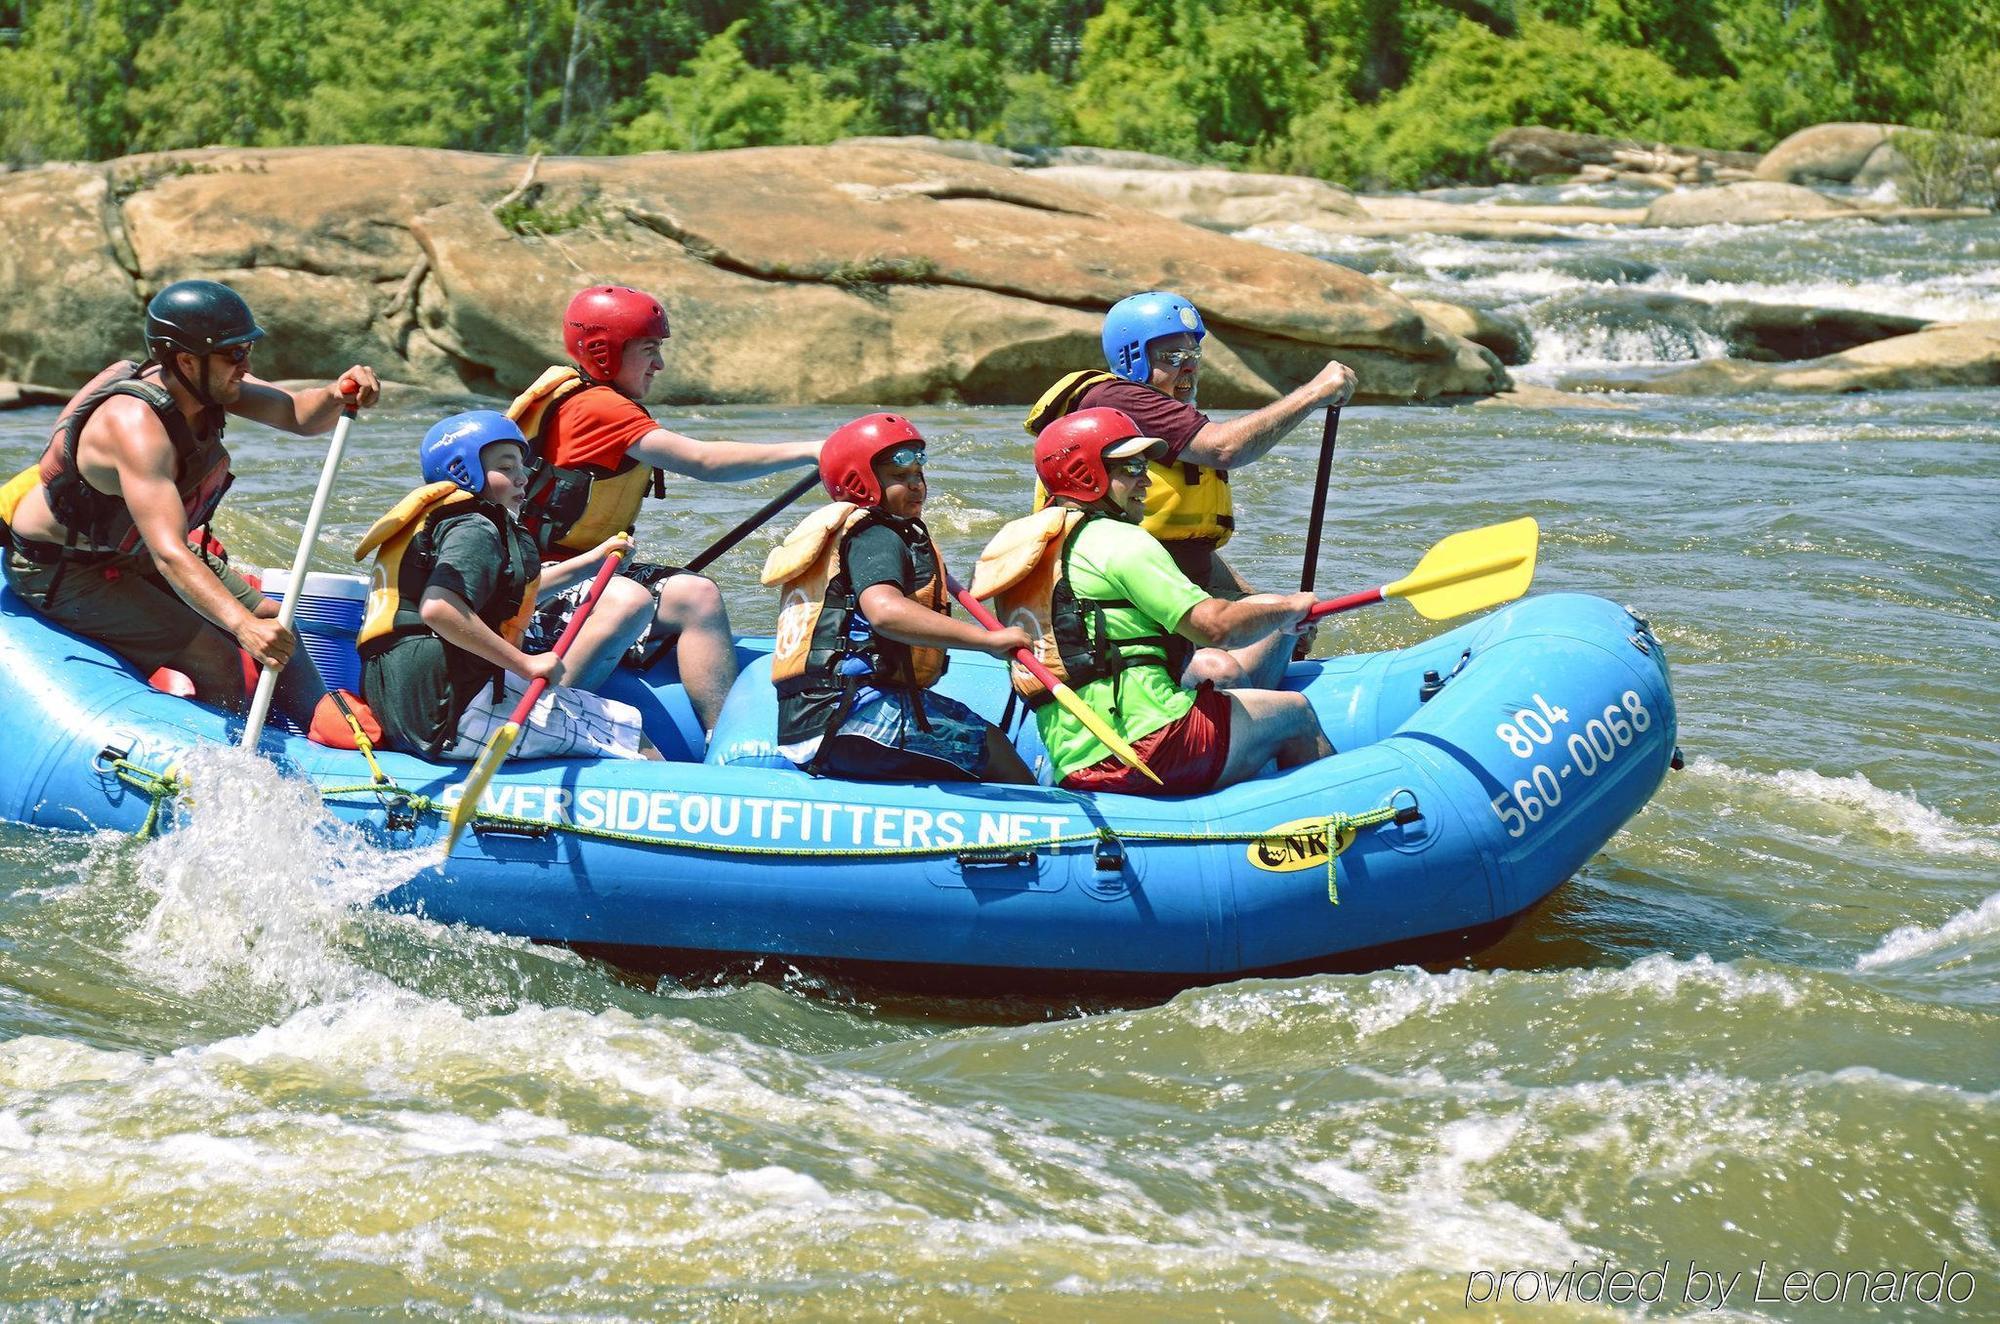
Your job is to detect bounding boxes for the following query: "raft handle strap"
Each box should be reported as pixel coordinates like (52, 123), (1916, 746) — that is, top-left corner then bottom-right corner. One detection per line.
(956, 848), (1036, 869)
(1093, 836), (1125, 873)
(471, 818), (552, 841)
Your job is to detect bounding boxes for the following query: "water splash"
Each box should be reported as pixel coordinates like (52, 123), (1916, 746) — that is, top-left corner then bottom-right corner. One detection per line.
(120, 745), (430, 1006)
(1857, 890), (2000, 970)
(1684, 756), (1998, 859)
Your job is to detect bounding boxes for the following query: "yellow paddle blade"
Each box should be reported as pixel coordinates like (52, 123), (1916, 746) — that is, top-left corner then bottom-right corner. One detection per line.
(443, 721), (523, 853)
(1383, 517), (1539, 621)
(1049, 680), (1164, 787)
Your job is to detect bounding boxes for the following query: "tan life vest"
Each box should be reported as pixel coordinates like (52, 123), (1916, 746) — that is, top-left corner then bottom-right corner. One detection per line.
(507, 365), (658, 555)
(972, 506), (1191, 707)
(761, 502), (947, 692)
(353, 482), (539, 655)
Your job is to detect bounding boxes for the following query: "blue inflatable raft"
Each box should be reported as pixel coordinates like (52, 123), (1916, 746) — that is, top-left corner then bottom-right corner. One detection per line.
(0, 583), (1677, 993)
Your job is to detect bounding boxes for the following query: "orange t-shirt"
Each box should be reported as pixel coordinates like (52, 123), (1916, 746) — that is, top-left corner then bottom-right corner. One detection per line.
(540, 384), (656, 471)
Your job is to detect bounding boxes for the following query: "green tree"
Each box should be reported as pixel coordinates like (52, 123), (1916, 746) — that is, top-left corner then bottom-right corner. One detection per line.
(612, 22), (861, 152)
(0, 0), (171, 163)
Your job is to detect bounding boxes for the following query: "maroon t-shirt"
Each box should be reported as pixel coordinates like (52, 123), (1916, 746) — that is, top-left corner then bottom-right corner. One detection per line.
(1075, 379), (1211, 463)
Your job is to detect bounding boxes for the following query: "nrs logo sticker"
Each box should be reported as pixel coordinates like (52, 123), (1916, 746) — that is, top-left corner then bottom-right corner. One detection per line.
(1247, 817), (1357, 873)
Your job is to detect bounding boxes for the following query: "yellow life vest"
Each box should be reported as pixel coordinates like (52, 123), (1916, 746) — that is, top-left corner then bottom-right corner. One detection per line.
(0, 465), (37, 531)
(353, 482), (539, 654)
(1025, 369), (1233, 546)
(972, 506), (1190, 706)
(507, 365), (658, 556)
(762, 502), (947, 692)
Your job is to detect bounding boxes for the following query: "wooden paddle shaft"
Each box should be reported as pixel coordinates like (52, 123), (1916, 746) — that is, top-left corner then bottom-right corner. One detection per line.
(506, 549), (625, 725)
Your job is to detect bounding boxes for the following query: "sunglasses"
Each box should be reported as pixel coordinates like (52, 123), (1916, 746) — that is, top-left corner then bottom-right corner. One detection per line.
(210, 344), (253, 365)
(885, 446), (926, 469)
(1154, 347), (1202, 368)
(1111, 454), (1151, 478)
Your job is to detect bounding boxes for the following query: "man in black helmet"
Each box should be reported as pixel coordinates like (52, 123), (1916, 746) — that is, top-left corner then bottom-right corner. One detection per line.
(0, 279), (381, 722)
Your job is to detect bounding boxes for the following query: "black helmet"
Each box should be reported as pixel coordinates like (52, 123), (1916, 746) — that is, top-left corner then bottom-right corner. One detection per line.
(145, 279), (265, 360)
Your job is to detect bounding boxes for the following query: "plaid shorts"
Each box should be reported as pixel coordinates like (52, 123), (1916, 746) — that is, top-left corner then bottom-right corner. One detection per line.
(441, 672), (646, 761)
(780, 689), (993, 782)
(523, 559), (689, 667)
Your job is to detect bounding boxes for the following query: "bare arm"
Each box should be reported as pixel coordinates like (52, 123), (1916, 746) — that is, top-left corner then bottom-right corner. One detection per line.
(419, 588), (561, 685)
(108, 407), (299, 669)
(1175, 359), (1356, 471)
(229, 366), (381, 435)
(858, 584), (1030, 660)
(628, 426), (821, 482)
(535, 534), (632, 599)
(1178, 592), (1317, 650)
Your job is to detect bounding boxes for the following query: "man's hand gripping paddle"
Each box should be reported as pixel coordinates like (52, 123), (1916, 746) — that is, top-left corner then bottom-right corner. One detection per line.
(1305, 517), (1539, 624)
(946, 575), (1163, 788)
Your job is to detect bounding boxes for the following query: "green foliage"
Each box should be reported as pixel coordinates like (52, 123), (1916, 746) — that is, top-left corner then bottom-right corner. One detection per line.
(612, 23), (861, 152)
(1897, 47), (2000, 207)
(1274, 17), (1763, 188)
(0, 0), (1985, 192)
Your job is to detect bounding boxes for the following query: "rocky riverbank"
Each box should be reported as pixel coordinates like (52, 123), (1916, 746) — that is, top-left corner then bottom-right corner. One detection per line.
(0, 143), (1502, 410)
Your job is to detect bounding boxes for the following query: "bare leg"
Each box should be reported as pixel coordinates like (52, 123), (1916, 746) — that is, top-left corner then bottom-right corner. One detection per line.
(164, 626), (252, 715)
(557, 577), (653, 692)
(657, 574), (735, 737)
(1213, 688), (1333, 790)
(1208, 554), (1295, 690)
(982, 726), (1038, 784)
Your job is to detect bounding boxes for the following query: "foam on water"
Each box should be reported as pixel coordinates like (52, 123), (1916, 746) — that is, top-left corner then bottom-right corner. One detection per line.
(1857, 890), (2000, 970)
(1685, 756), (1998, 859)
(118, 745), (433, 1006)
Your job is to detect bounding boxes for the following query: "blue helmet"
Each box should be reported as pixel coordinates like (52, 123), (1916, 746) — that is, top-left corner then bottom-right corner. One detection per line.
(421, 410), (525, 494)
(1102, 290), (1206, 382)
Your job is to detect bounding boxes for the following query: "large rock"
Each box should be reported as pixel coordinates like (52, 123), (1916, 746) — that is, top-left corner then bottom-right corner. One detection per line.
(1755, 123), (1894, 183)
(1558, 321), (2000, 395)
(837, 136), (1033, 169)
(1490, 127), (1760, 181)
(1409, 300), (1531, 365)
(1533, 291), (1928, 362)
(1038, 146), (1200, 171)
(1644, 182), (1859, 227)
(1027, 165), (1365, 232)
(0, 144), (1507, 406)
(0, 165), (142, 386)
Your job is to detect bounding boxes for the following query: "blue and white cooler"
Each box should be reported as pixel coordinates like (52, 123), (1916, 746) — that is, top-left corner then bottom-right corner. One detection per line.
(256, 569), (370, 696)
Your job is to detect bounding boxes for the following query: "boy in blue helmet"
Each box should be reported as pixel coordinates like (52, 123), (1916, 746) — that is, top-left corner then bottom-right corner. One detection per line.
(1026, 290), (1355, 689)
(354, 411), (653, 761)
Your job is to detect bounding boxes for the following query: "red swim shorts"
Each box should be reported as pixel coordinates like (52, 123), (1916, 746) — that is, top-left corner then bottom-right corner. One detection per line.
(1060, 685), (1233, 795)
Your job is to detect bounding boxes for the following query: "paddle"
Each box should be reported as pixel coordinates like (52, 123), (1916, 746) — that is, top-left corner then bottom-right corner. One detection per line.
(684, 469), (821, 576)
(240, 400), (358, 750)
(1292, 405), (1340, 660)
(1304, 517), (1539, 624)
(946, 574), (1163, 788)
(443, 548), (625, 853)
(1299, 406), (1340, 594)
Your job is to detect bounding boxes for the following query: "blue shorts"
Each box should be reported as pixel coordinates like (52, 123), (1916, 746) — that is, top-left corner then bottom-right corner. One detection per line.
(780, 690), (992, 782)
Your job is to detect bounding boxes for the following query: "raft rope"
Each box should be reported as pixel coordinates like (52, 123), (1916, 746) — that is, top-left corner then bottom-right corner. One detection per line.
(108, 760), (1404, 903)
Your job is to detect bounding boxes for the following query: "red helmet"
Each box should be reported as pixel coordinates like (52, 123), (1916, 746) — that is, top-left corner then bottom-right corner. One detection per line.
(1034, 408), (1160, 504)
(564, 286), (670, 383)
(821, 413), (925, 506)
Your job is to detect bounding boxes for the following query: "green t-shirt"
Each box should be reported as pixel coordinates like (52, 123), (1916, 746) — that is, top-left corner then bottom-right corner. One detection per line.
(1035, 517), (1210, 777)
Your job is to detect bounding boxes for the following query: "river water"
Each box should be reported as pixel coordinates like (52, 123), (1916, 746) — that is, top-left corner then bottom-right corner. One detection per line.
(0, 192), (1994, 1319)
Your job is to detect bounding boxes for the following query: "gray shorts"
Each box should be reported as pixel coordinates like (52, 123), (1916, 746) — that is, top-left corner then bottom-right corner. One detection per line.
(3, 541), (265, 672)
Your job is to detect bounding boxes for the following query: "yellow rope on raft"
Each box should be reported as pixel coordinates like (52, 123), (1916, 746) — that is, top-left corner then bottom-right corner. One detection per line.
(112, 763), (1401, 903)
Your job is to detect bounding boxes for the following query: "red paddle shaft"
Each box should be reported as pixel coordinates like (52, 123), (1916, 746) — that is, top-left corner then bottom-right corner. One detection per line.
(508, 550), (624, 723)
(1305, 586), (1386, 622)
